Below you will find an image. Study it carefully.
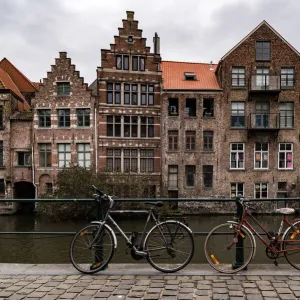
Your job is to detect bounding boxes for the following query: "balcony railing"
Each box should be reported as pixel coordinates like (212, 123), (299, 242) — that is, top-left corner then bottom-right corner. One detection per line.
(248, 113), (280, 130)
(249, 75), (280, 92)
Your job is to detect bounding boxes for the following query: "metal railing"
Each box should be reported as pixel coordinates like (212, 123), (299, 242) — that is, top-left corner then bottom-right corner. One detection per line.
(248, 113), (280, 130)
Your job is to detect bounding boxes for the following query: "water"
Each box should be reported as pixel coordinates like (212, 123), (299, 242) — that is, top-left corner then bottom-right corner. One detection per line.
(0, 213), (295, 264)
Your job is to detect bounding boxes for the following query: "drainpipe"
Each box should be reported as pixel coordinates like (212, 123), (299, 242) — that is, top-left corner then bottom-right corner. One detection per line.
(31, 146), (38, 199)
(94, 102), (98, 173)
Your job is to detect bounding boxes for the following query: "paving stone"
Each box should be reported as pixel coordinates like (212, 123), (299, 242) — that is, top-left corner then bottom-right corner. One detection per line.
(40, 296), (59, 300)
(213, 288), (228, 294)
(247, 276), (260, 280)
(194, 297), (211, 300)
(244, 288), (260, 294)
(5, 285), (23, 291)
(276, 288), (292, 294)
(243, 283), (257, 288)
(199, 280), (212, 285)
(56, 284), (73, 290)
(229, 291), (244, 297)
(162, 290), (177, 296)
(7, 295), (26, 300)
(16, 288), (35, 295)
(179, 288), (194, 293)
(278, 295), (296, 300)
(147, 288), (162, 293)
(228, 285), (243, 291)
(180, 282), (194, 288)
(68, 287), (85, 293)
(167, 280), (179, 285)
(197, 284), (212, 290)
(44, 281), (61, 287)
(101, 286), (116, 292)
(246, 295), (263, 300)
(74, 282), (90, 287)
(85, 285), (103, 290)
(226, 280), (241, 285)
(258, 285), (274, 291)
(107, 296), (125, 300)
(191, 276), (204, 280)
(195, 290), (211, 296)
(27, 292), (47, 298)
(262, 290), (278, 297)
(48, 289), (66, 295)
(94, 291), (112, 298)
(127, 291), (144, 298)
(213, 283), (227, 288)
(74, 297), (92, 300)
(105, 281), (119, 287)
(178, 294), (193, 299)
(212, 294), (229, 300)
(149, 283), (164, 288)
(80, 290), (98, 296)
(143, 294), (161, 299)
(112, 289), (129, 295)
(164, 285), (178, 290)
(257, 280), (271, 285)
(273, 282), (288, 288)
(36, 286), (54, 292)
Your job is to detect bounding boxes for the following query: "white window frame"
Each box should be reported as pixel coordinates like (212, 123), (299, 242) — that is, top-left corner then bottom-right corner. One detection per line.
(254, 182), (268, 199)
(58, 143), (71, 168)
(77, 143), (91, 169)
(278, 143), (293, 169)
(230, 143), (245, 169)
(230, 183), (244, 199)
(254, 143), (269, 169)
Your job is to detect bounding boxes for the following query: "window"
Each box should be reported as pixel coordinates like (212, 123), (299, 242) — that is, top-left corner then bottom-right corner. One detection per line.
(231, 102), (245, 127)
(281, 68), (295, 87)
(107, 149), (121, 171)
(0, 106), (3, 128)
(139, 57), (145, 71)
(255, 102), (270, 128)
(278, 182), (287, 191)
(186, 131), (196, 151)
(232, 67), (245, 86)
(185, 165), (196, 187)
(140, 149), (154, 173)
(203, 98), (214, 117)
(124, 149), (138, 172)
(168, 98), (179, 116)
(141, 117), (154, 138)
(58, 144), (71, 168)
(168, 130), (178, 151)
(77, 109), (90, 127)
(168, 165), (178, 188)
(231, 183), (244, 198)
(184, 72), (196, 80)
(132, 56), (138, 71)
(77, 144), (90, 168)
(124, 116), (138, 137)
(185, 98), (196, 117)
(107, 82), (121, 104)
(0, 179), (4, 194)
(203, 131), (213, 151)
(46, 183), (53, 195)
(141, 85), (154, 106)
(17, 152), (31, 166)
(116, 55), (129, 70)
(256, 67), (270, 88)
(280, 102), (294, 128)
(124, 84), (137, 105)
(256, 41), (271, 61)
(279, 143), (293, 169)
(128, 36), (133, 43)
(0, 141), (3, 167)
(230, 143), (245, 169)
(107, 116), (121, 137)
(38, 110), (51, 128)
(254, 143), (269, 169)
(38, 144), (51, 168)
(57, 82), (70, 96)
(203, 165), (213, 188)
(255, 183), (268, 198)
(57, 109), (70, 128)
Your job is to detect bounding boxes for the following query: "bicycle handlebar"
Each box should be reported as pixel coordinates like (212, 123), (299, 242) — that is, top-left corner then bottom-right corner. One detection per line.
(92, 185), (114, 208)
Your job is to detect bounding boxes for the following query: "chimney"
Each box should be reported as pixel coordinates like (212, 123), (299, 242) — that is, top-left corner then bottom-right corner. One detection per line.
(209, 61), (214, 71)
(126, 11), (134, 21)
(153, 32), (160, 55)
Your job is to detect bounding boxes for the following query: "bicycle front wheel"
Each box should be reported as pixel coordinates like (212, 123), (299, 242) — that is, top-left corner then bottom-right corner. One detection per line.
(144, 221), (194, 273)
(204, 223), (255, 274)
(69, 224), (115, 274)
(283, 220), (300, 270)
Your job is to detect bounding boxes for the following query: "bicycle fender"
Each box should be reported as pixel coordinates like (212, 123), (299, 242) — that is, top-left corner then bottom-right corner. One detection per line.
(91, 221), (117, 249)
(282, 220), (300, 243)
(163, 220), (193, 234)
(226, 221), (257, 258)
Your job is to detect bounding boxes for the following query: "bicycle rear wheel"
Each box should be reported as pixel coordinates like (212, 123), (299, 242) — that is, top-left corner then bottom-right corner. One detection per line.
(69, 224), (114, 274)
(283, 220), (300, 270)
(144, 221), (194, 273)
(204, 222), (255, 274)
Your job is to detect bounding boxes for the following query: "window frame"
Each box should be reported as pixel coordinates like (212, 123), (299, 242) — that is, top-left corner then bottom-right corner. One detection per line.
(232, 67), (246, 87)
(58, 143), (71, 169)
(255, 182), (268, 198)
(168, 165), (178, 189)
(168, 130), (178, 151)
(124, 116), (138, 138)
(38, 143), (51, 168)
(281, 67), (295, 88)
(0, 141), (3, 168)
(203, 131), (213, 151)
(77, 143), (91, 169)
(231, 102), (245, 128)
(256, 41), (271, 61)
(140, 149), (154, 173)
(17, 152), (31, 167)
(203, 98), (214, 117)
(230, 143), (245, 169)
(186, 131), (196, 151)
(203, 165), (213, 188)
(38, 109), (51, 128)
(141, 85), (154, 106)
(185, 165), (196, 187)
(77, 108), (90, 127)
(140, 117), (154, 138)
(254, 143), (269, 169)
(106, 148), (121, 171)
(280, 102), (294, 128)
(278, 143), (293, 169)
(230, 183), (244, 198)
(168, 98), (179, 116)
(57, 82), (70, 96)
(57, 109), (70, 128)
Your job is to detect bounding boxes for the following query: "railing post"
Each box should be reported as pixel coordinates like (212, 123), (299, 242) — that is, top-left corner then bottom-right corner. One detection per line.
(232, 194), (247, 270)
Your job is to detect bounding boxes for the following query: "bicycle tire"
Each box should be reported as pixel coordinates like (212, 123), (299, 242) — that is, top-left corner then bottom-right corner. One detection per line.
(144, 220), (194, 273)
(282, 220), (300, 270)
(204, 222), (255, 274)
(69, 224), (115, 274)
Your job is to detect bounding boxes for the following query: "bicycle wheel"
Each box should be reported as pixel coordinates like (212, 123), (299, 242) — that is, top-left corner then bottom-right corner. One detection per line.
(144, 221), (194, 273)
(70, 224), (115, 274)
(283, 220), (300, 270)
(204, 222), (255, 274)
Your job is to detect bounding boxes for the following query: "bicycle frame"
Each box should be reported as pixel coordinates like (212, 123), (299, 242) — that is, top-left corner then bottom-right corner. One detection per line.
(235, 208), (300, 254)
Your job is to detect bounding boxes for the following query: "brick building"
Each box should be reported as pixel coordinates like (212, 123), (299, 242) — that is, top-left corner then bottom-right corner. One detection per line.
(96, 11), (162, 197)
(32, 52), (95, 196)
(214, 21), (300, 200)
(161, 61), (222, 198)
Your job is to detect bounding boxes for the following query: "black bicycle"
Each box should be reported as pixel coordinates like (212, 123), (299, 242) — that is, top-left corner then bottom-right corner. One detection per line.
(69, 186), (194, 274)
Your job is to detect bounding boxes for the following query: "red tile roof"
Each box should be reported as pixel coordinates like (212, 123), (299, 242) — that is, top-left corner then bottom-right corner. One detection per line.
(161, 61), (221, 90)
(0, 68), (25, 101)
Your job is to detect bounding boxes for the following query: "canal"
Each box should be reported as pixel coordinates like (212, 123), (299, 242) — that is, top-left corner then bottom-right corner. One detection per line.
(0, 214), (293, 264)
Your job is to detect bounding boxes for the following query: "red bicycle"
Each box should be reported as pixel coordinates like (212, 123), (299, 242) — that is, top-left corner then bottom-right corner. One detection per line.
(204, 198), (300, 273)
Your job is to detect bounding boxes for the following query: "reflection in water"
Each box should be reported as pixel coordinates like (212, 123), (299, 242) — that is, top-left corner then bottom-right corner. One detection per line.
(0, 214), (291, 264)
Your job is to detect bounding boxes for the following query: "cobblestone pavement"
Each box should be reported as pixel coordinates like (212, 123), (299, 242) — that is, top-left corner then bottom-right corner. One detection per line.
(1, 273), (300, 300)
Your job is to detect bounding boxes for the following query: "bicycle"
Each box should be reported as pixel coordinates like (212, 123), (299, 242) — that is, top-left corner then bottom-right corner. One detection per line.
(69, 186), (194, 274)
(204, 197), (300, 273)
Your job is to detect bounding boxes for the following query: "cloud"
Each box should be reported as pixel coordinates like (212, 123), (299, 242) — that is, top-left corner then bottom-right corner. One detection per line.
(0, 0), (299, 83)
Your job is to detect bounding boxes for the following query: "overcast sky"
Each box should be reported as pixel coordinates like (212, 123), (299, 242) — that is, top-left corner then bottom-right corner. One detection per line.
(1, 0), (299, 84)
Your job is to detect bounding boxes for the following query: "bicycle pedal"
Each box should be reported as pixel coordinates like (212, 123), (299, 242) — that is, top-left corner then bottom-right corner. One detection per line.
(274, 260), (278, 267)
(90, 262), (102, 270)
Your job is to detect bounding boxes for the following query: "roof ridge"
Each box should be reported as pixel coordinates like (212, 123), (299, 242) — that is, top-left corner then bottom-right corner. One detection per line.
(162, 60), (217, 65)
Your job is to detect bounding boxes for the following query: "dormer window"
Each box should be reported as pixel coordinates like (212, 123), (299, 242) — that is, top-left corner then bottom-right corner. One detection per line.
(128, 36), (133, 43)
(184, 72), (196, 80)
(57, 82), (70, 96)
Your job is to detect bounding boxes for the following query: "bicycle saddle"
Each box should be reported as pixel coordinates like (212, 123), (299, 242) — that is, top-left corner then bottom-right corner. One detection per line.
(144, 201), (163, 207)
(275, 207), (295, 215)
